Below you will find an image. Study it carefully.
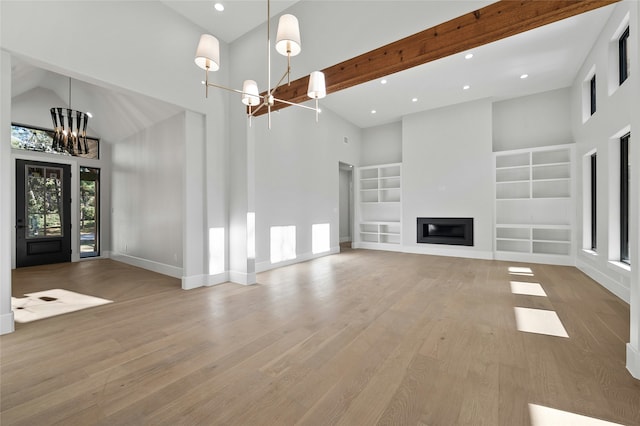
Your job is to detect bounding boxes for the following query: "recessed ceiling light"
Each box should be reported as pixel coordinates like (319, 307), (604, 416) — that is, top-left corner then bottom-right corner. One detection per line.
(412, 98), (418, 102)
(520, 74), (529, 79)
(371, 110), (377, 114)
(214, 3), (224, 12)
(465, 53), (473, 59)
(380, 79), (387, 85)
(463, 85), (470, 90)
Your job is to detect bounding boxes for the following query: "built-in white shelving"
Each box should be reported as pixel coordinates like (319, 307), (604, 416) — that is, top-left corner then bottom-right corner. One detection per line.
(355, 163), (402, 250)
(494, 144), (574, 265)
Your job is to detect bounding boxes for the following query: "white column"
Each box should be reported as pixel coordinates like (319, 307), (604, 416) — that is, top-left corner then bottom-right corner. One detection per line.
(181, 111), (207, 290)
(0, 50), (15, 334)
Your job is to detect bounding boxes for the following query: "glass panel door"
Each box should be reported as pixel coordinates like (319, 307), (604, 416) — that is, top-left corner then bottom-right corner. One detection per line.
(80, 167), (100, 257)
(16, 160), (71, 267)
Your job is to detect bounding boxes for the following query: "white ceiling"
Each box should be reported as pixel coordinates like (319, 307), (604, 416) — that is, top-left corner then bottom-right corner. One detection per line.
(162, 0), (301, 43)
(10, 0), (616, 138)
(322, 5), (614, 128)
(161, 0), (614, 128)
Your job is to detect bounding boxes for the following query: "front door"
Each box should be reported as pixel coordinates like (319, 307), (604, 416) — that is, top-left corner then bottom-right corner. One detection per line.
(16, 160), (72, 267)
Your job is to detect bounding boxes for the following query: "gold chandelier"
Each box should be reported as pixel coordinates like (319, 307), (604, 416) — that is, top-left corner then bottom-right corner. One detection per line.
(194, 0), (326, 128)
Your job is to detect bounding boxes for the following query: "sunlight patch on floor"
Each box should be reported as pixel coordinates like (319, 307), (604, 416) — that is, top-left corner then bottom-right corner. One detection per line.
(509, 266), (535, 276)
(12, 289), (113, 323)
(511, 281), (547, 297)
(514, 307), (569, 338)
(528, 403), (624, 425)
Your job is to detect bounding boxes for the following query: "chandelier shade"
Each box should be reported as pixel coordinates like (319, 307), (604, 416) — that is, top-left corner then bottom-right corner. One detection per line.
(195, 34), (220, 71)
(241, 80), (261, 106)
(307, 71), (326, 99)
(275, 14), (301, 57)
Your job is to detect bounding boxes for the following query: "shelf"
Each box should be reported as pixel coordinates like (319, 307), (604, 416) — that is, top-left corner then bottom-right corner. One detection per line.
(357, 163), (402, 249)
(494, 144), (574, 262)
(496, 166), (530, 183)
(496, 152), (530, 168)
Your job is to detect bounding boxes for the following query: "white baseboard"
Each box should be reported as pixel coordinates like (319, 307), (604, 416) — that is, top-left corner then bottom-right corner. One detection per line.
(182, 274), (206, 290)
(576, 258), (630, 303)
(627, 343), (640, 379)
(182, 272), (230, 290)
(340, 236), (351, 243)
(229, 271), (257, 285)
(111, 252), (183, 279)
(494, 251), (575, 266)
(403, 245), (494, 261)
(207, 272), (230, 287)
(353, 242), (404, 252)
(255, 246), (340, 273)
(0, 312), (15, 335)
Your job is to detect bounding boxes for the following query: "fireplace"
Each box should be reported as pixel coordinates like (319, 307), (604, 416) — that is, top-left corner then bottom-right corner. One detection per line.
(417, 217), (473, 246)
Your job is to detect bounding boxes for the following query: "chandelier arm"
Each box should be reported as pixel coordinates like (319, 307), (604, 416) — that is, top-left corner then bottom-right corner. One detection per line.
(249, 101), (268, 117)
(269, 68), (292, 98)
(272, 97), (318, 112)
(206, 81), (267, 100)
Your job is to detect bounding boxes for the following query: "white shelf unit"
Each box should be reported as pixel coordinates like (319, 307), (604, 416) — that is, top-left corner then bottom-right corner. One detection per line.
(494, 145), (574, 265)
(355, 163), (402, 250)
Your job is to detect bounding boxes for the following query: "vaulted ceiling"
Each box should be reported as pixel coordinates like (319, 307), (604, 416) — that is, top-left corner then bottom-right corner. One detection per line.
(10, 0), (617, 139)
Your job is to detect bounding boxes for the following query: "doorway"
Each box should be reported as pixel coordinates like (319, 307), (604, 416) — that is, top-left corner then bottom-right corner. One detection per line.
(15, 159), (72, 267)
(339, 162), (354, 249)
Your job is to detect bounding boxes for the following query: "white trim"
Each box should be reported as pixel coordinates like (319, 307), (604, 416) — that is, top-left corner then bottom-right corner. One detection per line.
(627, 343), (640, 379)
(0, 312), (15, 335)
(608, 260), (631, 275)
(182, 274), (207, 290)
(228, 271), (257, 285)
(255, 246), (340, 273)
(494, 251), (574, 266)
(207, 272), (229, 287)
(339, 236), (351, 243)
(353, 242), (404, 252)
(110, 252), (182, 279)
(404, 245), (494, 261)
(576, 257), (630, 303)
(181, 273), (228, 290)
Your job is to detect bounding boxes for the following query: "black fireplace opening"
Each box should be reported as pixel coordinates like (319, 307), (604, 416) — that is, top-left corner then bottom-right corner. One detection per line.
(417, 217), (473, 246)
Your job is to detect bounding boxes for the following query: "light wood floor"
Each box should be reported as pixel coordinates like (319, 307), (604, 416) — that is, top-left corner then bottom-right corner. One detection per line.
(2, 249), (639, 425)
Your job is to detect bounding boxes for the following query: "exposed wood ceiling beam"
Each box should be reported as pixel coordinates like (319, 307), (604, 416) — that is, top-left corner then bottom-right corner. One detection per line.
(255, 0), (619, 116)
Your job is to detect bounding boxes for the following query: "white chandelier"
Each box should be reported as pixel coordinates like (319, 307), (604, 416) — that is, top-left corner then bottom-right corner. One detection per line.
(194, 0), (326, 128)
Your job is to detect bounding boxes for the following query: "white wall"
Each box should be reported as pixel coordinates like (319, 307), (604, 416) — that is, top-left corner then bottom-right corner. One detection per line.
(111, 113), (185, 277)
(402, 98), (494, 259)
(253, 106), (361, 271)
(361, 122), (402, 166)
(493, 87), (573, 152)
(570, 0), (640, 379)
(572, 2), (634, 302)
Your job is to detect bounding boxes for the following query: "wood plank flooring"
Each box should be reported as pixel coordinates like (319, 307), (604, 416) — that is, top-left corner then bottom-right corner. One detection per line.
(1, 250), (639, 425)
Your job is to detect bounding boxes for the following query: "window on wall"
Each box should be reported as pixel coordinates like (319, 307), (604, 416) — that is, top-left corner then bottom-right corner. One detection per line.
(590, 75), (597, 116)
(620, 133), (630, 264)
(11, 123), (99, 159)
(619, 26), (630, 85)
(590, 153), (597, 251)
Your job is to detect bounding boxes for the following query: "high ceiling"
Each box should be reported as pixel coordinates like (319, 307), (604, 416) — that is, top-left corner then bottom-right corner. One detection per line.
(10, 0), (616, 138)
